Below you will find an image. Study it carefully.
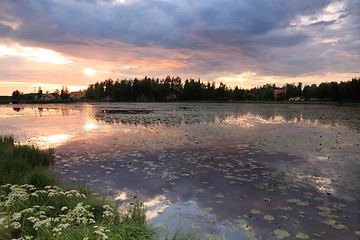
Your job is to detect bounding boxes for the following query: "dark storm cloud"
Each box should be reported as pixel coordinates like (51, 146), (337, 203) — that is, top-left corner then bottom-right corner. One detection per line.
(0, 0), (331, 49)
(0, 0), (358, 79)
(0, 23), (12, 35)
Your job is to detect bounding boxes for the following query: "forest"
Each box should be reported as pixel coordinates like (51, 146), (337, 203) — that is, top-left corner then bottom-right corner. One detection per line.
(9, 77), (360, 103)
(84, 77), (360, 102)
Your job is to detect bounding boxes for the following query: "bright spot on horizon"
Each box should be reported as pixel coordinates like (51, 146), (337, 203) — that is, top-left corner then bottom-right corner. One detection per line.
(216, 71), (258, 87)
(0, 44), (73, 64)
(82, 68), (98, 75)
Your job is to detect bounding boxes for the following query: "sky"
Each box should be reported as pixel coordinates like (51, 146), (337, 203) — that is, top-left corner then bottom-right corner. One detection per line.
(0, 0), (359, 95)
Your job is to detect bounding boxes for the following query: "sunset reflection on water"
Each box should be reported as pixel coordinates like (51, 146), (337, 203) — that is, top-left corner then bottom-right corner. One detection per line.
(0, 103), (359, 239)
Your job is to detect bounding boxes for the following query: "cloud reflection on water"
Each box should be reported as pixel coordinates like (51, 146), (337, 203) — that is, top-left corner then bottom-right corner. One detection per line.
(0, 103), (359, 239)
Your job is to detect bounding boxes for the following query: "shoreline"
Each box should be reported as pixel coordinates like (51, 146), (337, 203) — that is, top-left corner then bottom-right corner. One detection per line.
(2, 99), (360, 107)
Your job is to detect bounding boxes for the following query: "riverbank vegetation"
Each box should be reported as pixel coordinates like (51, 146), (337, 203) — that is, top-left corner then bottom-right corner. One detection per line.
(0, 136), (159, 240)
(84, 77), (360, 102)
(8, 77), (360, 104)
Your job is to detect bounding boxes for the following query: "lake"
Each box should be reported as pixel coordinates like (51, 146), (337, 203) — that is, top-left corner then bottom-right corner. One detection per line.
(0, 102), (359, 239)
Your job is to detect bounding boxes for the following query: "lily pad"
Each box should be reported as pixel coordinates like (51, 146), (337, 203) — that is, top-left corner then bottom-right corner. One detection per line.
(202, 207), (213, 213)
(297, 201), (310, 206)
(245, 230), (256, 238)
(263, 215), (275, 221)
(340, 195), (355, 201)
(273, 229), (290, 239)
(234, 218), (248, 227)
(316, 206), (333, 211)
(277, 206), (292, 211)
(295, 233), (309, 239)
(323, 219), (347, 230)
(313, 231), (325, 237)
(250, 209), (262, 214)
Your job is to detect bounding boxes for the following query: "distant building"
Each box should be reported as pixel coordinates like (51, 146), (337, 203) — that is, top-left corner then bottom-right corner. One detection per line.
(70, 91), (85, 99)
(274, 89), (286, 100)
(40, 94), (56, 101)
(289, 97), (304, 101)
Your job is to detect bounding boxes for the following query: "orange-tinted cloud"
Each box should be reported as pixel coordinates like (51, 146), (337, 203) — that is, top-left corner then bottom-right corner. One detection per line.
(0, 0), (358, 95)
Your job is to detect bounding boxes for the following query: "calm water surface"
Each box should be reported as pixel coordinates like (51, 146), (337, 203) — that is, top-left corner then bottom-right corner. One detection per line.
(1, 103), (359, 239)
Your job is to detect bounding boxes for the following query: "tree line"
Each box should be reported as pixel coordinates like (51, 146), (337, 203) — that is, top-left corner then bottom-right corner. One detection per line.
(84, 76), (360, 102)
(12, 87), (71, 101)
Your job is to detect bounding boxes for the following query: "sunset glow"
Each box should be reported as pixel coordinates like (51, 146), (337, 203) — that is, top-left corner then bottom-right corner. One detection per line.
(0, 44), (73, 64)
(0, 0), (358, 95)
(82, 68), (98, 75)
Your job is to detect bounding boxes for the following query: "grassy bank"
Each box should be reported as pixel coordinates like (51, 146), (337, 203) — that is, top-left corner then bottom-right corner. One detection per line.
(0, 136), (156, 240)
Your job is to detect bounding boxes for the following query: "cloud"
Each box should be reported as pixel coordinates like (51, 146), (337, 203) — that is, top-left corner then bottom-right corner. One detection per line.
(82, 68), (98, 75)
(0, 0), (358, 94)
(0, 0), (330, 48)
(0, 23), (13, 35)
(0, 44), (73, 64)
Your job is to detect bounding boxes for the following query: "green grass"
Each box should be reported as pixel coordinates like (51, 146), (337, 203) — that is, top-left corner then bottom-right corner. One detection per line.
(0, 136), (54, 186)
(0, 136), (204, 240)
(0, 136), (156, 240)
(161, 228), (203, 240)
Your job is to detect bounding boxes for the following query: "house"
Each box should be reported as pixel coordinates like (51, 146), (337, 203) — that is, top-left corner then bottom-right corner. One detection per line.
(70, 91), (85, 99)
(274, 89), (286, 100)
(40, 94), (56, 101)
(289, 97), (304, 101)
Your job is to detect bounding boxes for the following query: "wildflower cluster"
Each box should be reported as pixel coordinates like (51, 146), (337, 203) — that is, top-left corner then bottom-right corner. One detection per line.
(94, 225), (110, 239)
(0, 184), (116, 239)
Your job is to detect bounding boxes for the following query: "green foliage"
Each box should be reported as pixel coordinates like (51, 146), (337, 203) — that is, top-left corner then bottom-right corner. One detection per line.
(122, 201), (147, 226)
(27, 167), (59, 188)
(60, 86), (70, 100)
(162, 227), (203, 240)
(84, 76), (360, 102)
(0, 184), (155, 240)
(0, 136), (54, 185)
(0, 136), (157, 240)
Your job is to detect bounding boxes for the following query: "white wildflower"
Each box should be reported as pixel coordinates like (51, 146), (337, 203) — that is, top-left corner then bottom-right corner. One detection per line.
(94, 226), (110, 240)
(21, 208), (34, 214)
(94, 231), (109, 239)
(30, 192), (38, 197)
(102, 205), (114, 218)
(102, 205), (112, 211)
(33, 218), (52, 230)
(0, 216), (7, 227)
(10, 221), (21, 229)
(11, 212), (21, 221)
(52, 223), (71, 236)
(34, 190), (46, 194)
(48, 190), (60, 197)
(61, 202), (95, 224)
(27, 217), (39, 223)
